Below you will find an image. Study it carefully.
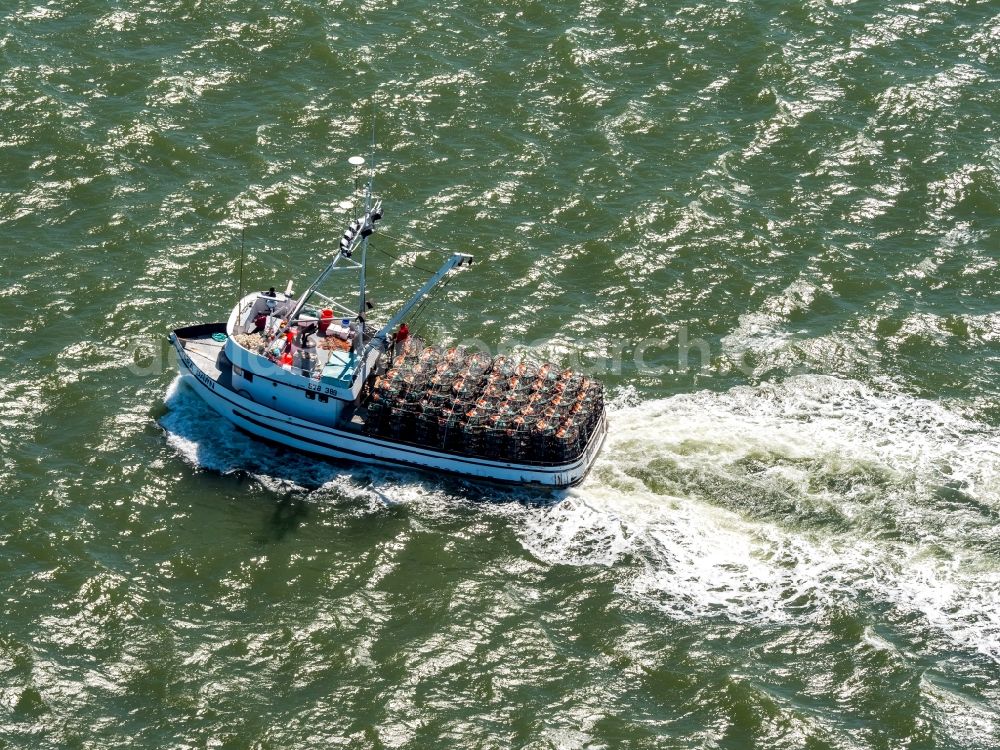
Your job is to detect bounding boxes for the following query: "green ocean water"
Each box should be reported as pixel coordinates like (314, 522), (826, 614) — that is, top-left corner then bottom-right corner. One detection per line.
(2, 0), (999, 747)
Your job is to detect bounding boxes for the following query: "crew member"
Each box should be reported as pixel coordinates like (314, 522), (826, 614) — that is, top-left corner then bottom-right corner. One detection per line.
(394, 321), (409, 356)
(351, 317), (365, 355)
(298, 321), (317, 348)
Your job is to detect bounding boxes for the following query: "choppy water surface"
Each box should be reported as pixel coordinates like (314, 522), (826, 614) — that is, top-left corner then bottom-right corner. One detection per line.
(2, 0), (998, 747)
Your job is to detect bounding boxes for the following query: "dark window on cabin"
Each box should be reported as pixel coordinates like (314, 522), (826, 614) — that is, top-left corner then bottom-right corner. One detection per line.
(319, 394), (329, 403)
(305, 391), (316, 400)
(244, 371), (253, 383)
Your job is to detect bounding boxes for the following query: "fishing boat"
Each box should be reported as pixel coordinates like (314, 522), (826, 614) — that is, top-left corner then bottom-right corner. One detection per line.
(168, 158), (607, 488)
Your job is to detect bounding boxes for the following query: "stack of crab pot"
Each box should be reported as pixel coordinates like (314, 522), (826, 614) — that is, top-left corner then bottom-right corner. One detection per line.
(365, 339), (604, 463)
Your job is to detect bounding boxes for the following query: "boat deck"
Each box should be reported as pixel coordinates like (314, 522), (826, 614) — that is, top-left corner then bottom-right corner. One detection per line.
(176, 333), (234, 388)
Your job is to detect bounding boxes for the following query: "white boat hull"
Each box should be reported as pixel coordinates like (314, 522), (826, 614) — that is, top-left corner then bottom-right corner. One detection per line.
(172, 332), (605, 489)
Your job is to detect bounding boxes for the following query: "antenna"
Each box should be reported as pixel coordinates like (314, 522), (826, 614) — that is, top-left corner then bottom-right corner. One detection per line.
(361, 107), (375, 315)
(368, 100), (376, 202)
(237, 219), (246, 313)
(348, 155), (365, 221)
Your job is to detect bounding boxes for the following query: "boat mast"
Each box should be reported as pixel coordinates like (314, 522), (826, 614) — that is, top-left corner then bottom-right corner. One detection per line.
(285, 156), (373, 326)
(355, 111), (379, 386)
(283, 116), (472, 379)
(359, 119), (374, 323)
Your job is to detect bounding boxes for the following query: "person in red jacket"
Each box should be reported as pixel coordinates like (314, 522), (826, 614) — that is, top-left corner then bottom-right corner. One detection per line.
(394, 322), (409, 356)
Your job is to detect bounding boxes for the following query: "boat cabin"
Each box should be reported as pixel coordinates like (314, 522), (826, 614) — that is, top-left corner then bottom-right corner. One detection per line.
(224, 288), (385, 426)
